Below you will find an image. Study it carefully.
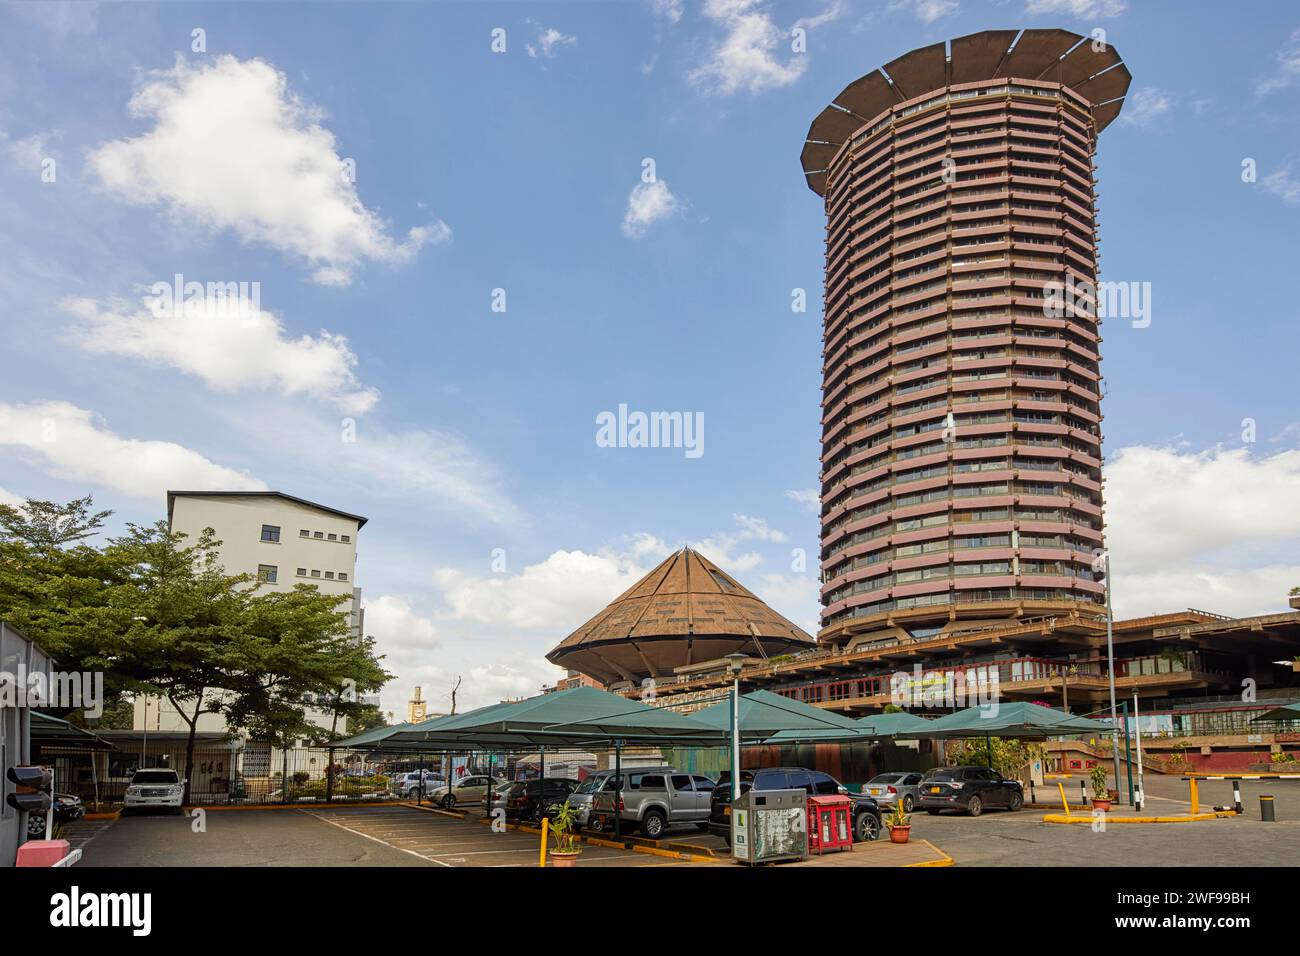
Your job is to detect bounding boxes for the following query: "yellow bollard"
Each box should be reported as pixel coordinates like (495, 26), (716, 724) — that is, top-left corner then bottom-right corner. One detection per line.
(539, 817), (549, 867)
(1189, 778), (1199, 815)
(1058, 782), (1071, 819)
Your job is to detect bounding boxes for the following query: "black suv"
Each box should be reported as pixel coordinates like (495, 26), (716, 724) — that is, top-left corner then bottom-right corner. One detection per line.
(708, 767), (882, 844)
(918, 765), (1024, 816)
(497, 778), (578, 822)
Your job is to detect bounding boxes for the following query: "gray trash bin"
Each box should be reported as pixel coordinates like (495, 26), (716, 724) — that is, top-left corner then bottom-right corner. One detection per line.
(731, 788), (808, 865)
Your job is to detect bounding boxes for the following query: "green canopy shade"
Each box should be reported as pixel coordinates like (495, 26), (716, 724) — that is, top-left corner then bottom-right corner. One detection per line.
(855, 711), (935, 738)
(911, 701), (1110, 739)
(30, 711), (113, 750)
(1251, 701), (1300, 723)
(364, 687), (721, 751)
(694, 689), (866, 740)
(413, 686), (718, 742)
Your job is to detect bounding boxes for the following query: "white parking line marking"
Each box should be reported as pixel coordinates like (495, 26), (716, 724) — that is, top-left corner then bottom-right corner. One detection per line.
(299, 809), (451, 866)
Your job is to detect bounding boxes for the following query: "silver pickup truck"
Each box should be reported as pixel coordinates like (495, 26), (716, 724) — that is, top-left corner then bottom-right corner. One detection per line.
(590, 769), (717, 839)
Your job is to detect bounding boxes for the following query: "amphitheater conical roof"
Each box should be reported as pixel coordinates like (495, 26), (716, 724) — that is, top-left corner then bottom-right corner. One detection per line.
(546, 548), (816, 685)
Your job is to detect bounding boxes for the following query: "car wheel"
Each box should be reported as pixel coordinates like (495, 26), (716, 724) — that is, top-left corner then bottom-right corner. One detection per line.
(966, 795), (983, 817)
(1008, 791), (1023, 811)
(641, 810), (666, 839)
(855, 811), (882, 842)
(902, 794), (915, 813)
(442, 793), (456, 810)
(27, 815), (46, 837)
(587, 815), (604, 833)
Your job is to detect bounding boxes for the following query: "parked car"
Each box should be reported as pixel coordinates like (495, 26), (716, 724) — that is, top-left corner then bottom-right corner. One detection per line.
(431, 774), (508, 809)
(590, 769), (716, 839)
(565, 766), (676, 829)
(124, 769), (185, 813)
(918, 766), (1024, 816)
(26, 792), (85, 837)
(390, 771), (445, 799)
(495, 778), (579, 822)
(709, 767), (882, 845)
(863, 771), (924, 812)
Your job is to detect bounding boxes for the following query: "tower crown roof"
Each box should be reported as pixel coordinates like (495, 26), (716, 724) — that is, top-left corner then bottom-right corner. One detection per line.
(801, 28), (1132, 195)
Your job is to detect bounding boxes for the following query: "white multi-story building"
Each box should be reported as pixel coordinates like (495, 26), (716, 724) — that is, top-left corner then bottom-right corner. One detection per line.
(132, 492), (370, 777)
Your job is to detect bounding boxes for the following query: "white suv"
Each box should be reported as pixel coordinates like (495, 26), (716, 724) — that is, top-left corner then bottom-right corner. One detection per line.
(124, 769), (185, 813)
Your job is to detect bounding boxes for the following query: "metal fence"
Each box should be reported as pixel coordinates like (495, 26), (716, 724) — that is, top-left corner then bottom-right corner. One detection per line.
(40, 744), (605, 807)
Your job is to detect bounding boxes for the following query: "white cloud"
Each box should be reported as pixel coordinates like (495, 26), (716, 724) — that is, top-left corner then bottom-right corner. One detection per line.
(2, 130), (62, 170)
(794, 2), (846, 31)
(89, 55), (448, 286)
(0, 400), (266, 501)
(1023, 0), (1127, 18)
(526, 27), (577, 59)
(689, 513), (786, 573)
(888, 0), (959, 24)
(1256, 27), (1300, 97)
(622, 179), (684, 238)
(63, 295), (380, 415)
(432, 547), (654, 631)
(1262, 164), (1300, 205)
(364, 594), (440, 655)
(689, 0), (807, 95)
(1105, 444), (1300, 617)
(224, 403), (519, 526)
(1117, 87), (1172, 128)
(0, 487), (25, 509)
(784, 488), (820, 512)
(650, 0), (684, 24)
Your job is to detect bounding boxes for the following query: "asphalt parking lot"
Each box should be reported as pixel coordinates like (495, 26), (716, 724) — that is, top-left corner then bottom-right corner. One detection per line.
(68, 775), (1300, 868)
(79, 806), (712, 867)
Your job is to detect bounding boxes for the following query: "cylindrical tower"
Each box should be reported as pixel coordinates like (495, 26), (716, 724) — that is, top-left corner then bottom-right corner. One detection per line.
(801, 30), (1131, 650)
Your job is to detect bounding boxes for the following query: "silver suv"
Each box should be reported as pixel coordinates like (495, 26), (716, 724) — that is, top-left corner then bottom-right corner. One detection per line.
(567, 766), (677, 829)
(591, 769), (716, 839)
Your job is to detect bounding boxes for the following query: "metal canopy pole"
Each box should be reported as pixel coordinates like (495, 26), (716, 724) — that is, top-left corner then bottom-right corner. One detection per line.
(614, 740), (623, 839)
(1133, 690), (1145, 811)
(1121, 699), (1133, 806)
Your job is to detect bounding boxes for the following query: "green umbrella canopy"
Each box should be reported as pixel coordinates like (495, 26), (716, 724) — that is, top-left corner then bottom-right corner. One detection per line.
(378, 686), (721, 750)
(695, 689), (866, 739)
(911, 701), (1110, 738)
(30, 711), (113, 750)
(855, 711), (935, 738)
(1251, 701), (1300, 723)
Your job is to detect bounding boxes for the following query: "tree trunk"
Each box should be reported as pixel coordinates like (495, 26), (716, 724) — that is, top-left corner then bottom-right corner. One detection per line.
(324, 702), (340, 803)
(173, 689), (205, 806)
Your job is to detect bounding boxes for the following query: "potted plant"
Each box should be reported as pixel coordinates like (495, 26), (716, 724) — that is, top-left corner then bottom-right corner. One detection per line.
(1090, 764), (1111, 812)
(1289, 586), (1300, 611)
(887, 798), (912, 844)
(547, 801), (582, 867)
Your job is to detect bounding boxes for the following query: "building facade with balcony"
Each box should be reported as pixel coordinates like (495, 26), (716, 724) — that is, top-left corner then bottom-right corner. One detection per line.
(801, 30), (1130, 651)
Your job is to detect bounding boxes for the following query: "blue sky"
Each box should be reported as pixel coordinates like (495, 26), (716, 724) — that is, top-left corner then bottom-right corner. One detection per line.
(2, 0), (1299, 715)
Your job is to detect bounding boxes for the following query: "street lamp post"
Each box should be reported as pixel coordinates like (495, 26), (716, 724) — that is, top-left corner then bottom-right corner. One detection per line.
(724, 653), (747, 802)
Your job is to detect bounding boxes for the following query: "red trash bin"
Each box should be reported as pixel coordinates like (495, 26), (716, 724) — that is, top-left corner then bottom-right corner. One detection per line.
(806, 795), (853, 855)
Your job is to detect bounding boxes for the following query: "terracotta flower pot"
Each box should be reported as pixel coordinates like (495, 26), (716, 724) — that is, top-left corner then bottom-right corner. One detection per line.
(550, 851), (580, 868)
(888, 825), (912, 844)
(1091, 798), (1111, 812)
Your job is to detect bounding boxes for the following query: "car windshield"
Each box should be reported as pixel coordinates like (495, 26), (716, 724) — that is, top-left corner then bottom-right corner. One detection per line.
(573, 776), (604, 794)
(924, 770), (958, 781)
(132, 771), (179, 784)
(869, 773), (904, 784)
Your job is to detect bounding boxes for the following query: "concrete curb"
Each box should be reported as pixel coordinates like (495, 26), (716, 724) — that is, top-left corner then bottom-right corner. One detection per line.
(904, 839), (956, 867)
(1042, 810), (1239, 824)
